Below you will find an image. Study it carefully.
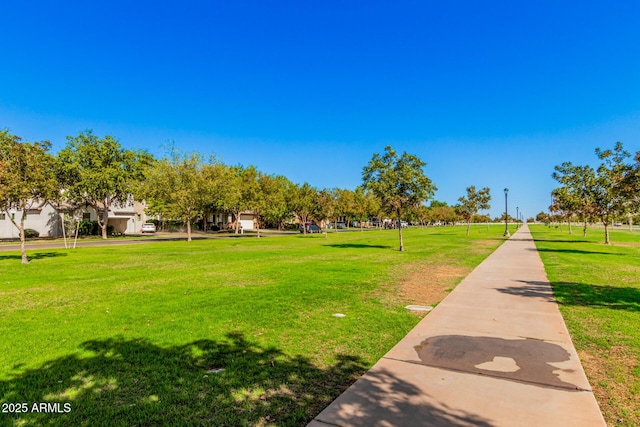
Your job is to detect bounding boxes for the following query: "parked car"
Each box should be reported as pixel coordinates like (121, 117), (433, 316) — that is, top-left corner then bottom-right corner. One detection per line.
(400, 221), (408, 228)
(141, 223), (157, 233)
(300, 222), (322, 234)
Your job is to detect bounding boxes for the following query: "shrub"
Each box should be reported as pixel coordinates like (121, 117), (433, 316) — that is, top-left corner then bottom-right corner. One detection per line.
(78, 221), (99, 236)
(23, 229), (40, 238)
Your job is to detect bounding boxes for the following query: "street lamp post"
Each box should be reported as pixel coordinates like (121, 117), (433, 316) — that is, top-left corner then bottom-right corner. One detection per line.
(504, 188), (510, 237)
(516, 206), (519, 229)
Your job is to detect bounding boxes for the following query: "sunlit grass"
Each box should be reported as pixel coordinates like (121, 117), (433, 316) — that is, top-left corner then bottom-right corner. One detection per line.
(1, 226), (506, 426)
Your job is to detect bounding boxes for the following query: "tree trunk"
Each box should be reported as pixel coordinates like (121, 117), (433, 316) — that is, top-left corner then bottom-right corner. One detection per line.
(568, 220), (572, 235)
(234, 211), (240, 234)
(19, 212), (28, 264)
(96, 199), (109, 239)
(604, 222), (610, 244)
(256, 217), (261, 238)
(187, 217), (192, 241)
(7, 209), (30, 264)
(583, 220), (588, 238)
(466, 219), (471, 236)
(397, 210), (404, 251)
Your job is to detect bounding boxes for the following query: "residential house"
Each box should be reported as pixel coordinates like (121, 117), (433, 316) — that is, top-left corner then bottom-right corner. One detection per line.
(0, 197), (149, 239)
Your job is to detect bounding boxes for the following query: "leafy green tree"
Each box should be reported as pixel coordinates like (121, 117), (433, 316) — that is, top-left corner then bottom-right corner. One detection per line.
(258, 175), (294, 230)
(362, 146), (436, 251)
(219, 165), (261, 234)
(552, 163), (597, 237)
(58, 130), (152, 239)
(0, 130), (58, 264)
(143, 149), (216, 241)
(315, 188), (337, 234)
(553, 142), (637, 244)
(457, 186), (491, 236)
(535, 211), (549, 224)
(335, 188), (355, 227)
(352, 186), (376, 231)
(621, 151), (640, 227)
(289, 183), (318, 234)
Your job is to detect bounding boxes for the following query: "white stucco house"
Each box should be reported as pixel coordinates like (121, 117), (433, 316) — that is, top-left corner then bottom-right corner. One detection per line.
(0, 197), (149, 239)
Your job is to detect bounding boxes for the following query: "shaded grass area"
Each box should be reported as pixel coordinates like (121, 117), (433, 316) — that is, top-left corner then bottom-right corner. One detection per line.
(530, 225), (640, 426)
(0, 226), (506, 426)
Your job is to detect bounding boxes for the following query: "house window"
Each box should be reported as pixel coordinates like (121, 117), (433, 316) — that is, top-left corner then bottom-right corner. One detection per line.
(11, 213), (15, 220)
(83, 213), (91, 221)
(0, 213), (5, 220)
(136, 214), (141, 221)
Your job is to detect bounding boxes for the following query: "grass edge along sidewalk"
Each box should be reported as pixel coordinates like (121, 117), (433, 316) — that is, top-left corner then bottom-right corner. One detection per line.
(1, 225), (507, 426)
(530, 224), (640, 427)
(309, 224), (605, 427)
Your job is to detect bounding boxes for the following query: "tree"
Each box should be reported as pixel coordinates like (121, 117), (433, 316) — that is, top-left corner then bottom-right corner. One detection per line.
(552, 163), (597, 237)
(143, 149), (217, 241)
(553, 142), (638, 244)
(219, 165), (261, 234)
(621, 151), (640, 226)
(457, 186), (491, 236)
(315, 188), (337, 234)
(352, 186), (376, 231)
(362, 146), (436, 251)
(258, 175), (294, 230)
(0, 130), (58, 264)
(58, 130), (152, 239)
(289, 183), (318, 234)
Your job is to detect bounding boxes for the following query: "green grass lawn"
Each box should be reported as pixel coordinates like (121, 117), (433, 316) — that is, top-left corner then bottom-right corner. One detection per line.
(529, 224), (640, 426)
(0, 226), (507, 426)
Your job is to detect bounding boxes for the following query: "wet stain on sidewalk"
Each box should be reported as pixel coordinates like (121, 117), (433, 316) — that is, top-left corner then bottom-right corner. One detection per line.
(414, 335), (584, 391)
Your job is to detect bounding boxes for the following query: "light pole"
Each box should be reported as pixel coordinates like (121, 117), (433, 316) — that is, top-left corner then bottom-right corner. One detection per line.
(504, 188), (510, 237)
(516, 206), (519, 229)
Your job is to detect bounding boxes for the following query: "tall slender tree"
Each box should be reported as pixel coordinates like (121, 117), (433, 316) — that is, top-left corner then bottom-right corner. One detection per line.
(457, 186), (491, 236)
(362, 146), (436, 251)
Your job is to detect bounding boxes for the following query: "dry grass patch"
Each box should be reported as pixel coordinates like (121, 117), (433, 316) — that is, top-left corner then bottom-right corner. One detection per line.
(398, 263), (472, 306)
(579, 346), (640, 425)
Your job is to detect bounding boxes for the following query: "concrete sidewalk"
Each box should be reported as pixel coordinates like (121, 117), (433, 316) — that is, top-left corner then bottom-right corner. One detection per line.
(308, 224), (606, 427)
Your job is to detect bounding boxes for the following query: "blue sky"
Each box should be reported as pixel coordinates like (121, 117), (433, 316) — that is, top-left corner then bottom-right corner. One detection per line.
(2, 1), (639, 219)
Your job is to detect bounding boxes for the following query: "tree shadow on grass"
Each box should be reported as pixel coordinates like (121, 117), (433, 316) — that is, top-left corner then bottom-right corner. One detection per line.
(0, 251), (67, 262)
(551, 282), (640, 312)
(323, 243), (392, 249)
(0, 333), (501, 427)
(1, 333), (365, 426)
(496, 280), (640, 312)
(534, 239), (590, 244)
(531, 247), (624, 256)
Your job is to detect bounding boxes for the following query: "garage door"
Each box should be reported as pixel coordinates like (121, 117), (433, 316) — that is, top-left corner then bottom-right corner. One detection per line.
(239, 215), (254, 230)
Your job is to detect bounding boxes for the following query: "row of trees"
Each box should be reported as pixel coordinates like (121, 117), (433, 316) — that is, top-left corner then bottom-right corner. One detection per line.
(1, 130), (495, 261)
(550, 142), (640, 244)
